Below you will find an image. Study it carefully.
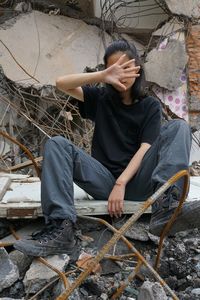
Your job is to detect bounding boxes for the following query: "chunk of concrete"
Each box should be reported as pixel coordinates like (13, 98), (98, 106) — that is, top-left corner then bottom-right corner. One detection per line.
(9, 250), (33, 279)
(138, 281), (167, 300)
(0, 248), (19, 292)
(166, 0), (200, 19)
(23, 254), (70, 293)
(0, 10), (111, 85)
(144, 39), (188, 90)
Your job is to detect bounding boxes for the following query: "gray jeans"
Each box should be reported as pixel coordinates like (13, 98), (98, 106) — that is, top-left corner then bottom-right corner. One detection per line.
(41, 120), (191, 223)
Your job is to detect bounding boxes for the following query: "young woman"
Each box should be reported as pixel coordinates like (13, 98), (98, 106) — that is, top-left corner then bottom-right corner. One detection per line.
(14, 40), (200, 257)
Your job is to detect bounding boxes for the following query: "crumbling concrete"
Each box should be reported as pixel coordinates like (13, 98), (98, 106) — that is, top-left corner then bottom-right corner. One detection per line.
(144, 39), (188, 91)
(0, 248), (19, 293)
(0, 10), (111, 85)
(9, 250), (33, 280)
(165, 0), (200, 19)
(23, 254), (70, 293)
(137, 281), (167, 300)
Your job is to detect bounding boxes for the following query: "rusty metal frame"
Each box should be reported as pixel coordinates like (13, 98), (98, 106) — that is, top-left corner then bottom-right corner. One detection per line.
(56, 169), (189, 300)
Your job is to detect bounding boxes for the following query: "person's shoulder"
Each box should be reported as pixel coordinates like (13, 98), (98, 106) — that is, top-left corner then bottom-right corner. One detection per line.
(140, 95), (161, 109)
(82, 85), (107, 101)
(83, 85), (106, 94)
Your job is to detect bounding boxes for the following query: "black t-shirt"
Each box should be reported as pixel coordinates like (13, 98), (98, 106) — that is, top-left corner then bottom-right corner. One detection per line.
(78, 86), (161, 178)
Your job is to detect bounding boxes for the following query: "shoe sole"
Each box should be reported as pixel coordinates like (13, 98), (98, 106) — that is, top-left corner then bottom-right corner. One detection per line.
(150, 201), (200, 236)
(14, 239), (79, 257)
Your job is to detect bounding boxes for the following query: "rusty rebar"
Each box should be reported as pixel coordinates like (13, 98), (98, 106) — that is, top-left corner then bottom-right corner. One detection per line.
(111, 260), (143, 299)
(0, 130), (41, 178)
(154, 169), (190, 270)
(38, 257), (70, 289)
(57, 170), (188, 300)
(80, 215), (179, 300)
(0, 242), (14, 247)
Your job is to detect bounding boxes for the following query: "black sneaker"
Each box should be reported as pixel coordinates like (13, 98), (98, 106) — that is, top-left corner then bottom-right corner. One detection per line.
(149, 186), (200, 236)
(14, 219), (79, 257)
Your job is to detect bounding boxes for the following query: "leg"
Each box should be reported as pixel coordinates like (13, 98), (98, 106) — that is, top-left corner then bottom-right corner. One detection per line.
(125, 119), (191, 201)
(41, 135), (115, 223)
(14, 136), (115, 256)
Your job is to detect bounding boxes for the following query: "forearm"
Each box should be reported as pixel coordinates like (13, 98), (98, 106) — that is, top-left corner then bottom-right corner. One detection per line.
(116, 143), (151, 186)
(56, 71), (105, 91)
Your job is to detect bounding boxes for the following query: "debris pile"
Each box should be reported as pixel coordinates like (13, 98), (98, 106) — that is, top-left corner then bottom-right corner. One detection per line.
(0, 218), (200, 299)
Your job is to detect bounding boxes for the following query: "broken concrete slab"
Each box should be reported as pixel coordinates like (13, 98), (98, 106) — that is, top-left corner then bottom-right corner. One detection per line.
(0, 177), (11, 201)
(165, 0), (200, 19)
(137, 281), (167, 300)
(144, 39), (188, 90)
(0, 248), (19, 293)
(23, 254), (70, 294)
(0, 299), (22, 300)
(1, 174), (200, 219)
(113, 218), (149, 242)
(0, 10), (112, 85)
(152, 21), (184, 37)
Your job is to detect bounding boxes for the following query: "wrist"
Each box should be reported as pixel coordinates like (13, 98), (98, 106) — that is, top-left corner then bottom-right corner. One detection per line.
(99, 70), (106, 83)
(115, 180), (126, 187)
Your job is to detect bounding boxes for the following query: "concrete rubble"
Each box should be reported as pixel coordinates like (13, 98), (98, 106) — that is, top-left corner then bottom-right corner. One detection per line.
(0, 248), (19, 293)
(137, 281), (167, 300)
(144, 39), (188, 91)
(23, 254), (70, 294)
(165, 0), (200, 19)
(0, 10), (112, 85)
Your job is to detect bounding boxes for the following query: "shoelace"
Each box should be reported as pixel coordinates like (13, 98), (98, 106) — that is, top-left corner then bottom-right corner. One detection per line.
(31, 224), (64, 241)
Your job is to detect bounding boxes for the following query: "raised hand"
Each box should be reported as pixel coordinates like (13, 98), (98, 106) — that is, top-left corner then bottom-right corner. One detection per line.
(103, 54), (140, 91)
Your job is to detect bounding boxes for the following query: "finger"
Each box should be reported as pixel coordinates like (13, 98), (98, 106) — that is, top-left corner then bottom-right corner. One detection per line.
(108, 200), (114, 217)
(117, 54), (127, 65)
(123, 73), (140, 79)
(114, 201), (120, 218)
(115, 81), (127, 91)
(111, 201), (117, 218)
(121, 59), (135, 68)
(108, 200), (112, 217)
(124, 66), (140, 73)
(111, 201), (118, 218)
(119, 200), (123, 217)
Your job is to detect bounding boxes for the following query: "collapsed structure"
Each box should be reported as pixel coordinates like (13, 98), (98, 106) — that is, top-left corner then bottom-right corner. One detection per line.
(0, 1), (200, 299)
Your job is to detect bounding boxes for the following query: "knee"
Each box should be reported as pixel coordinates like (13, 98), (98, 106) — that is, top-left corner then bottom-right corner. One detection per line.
(166, 119), (191, 134)
(44, 136), (71, 152)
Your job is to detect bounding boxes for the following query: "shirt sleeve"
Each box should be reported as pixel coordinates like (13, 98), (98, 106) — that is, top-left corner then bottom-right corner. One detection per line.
(78, 86), (103, 122)
(140, 98), (162, 145)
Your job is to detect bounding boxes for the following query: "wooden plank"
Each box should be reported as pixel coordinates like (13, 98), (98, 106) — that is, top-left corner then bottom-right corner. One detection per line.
(6, 156), (43, 172)
(0, 200), (151, 219)
(0, 173), (30, 180)
(0, 177), (11, 201)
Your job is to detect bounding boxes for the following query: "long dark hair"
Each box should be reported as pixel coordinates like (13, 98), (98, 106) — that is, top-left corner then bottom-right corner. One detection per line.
(103, 39), (147, 101)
